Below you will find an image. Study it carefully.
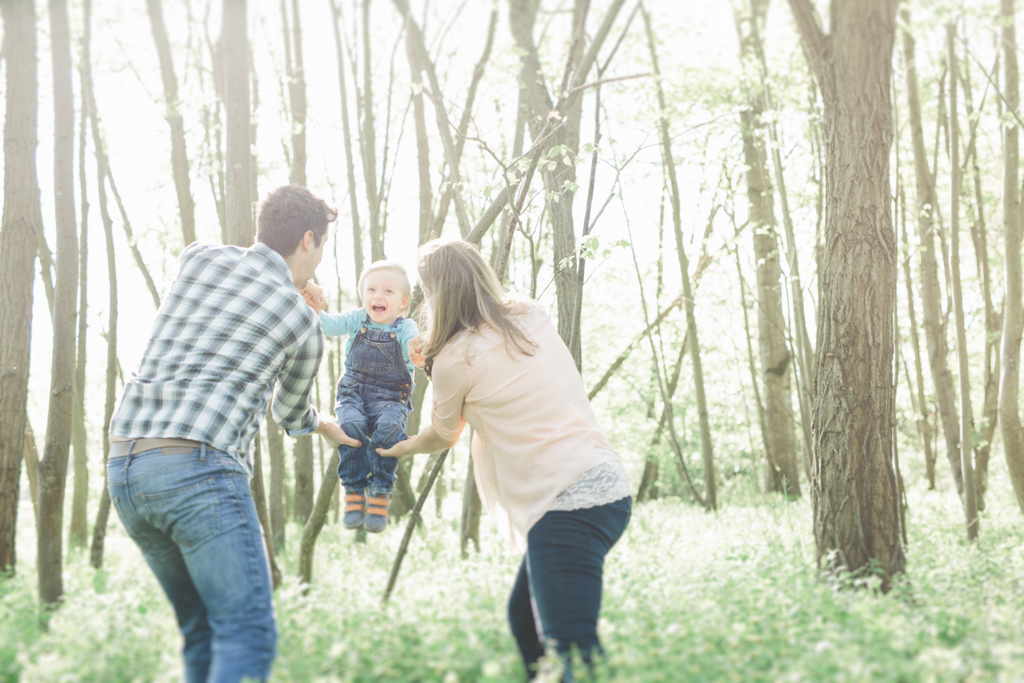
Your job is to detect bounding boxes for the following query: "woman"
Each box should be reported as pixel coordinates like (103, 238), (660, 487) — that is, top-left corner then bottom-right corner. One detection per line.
(378, 240), (632, 680)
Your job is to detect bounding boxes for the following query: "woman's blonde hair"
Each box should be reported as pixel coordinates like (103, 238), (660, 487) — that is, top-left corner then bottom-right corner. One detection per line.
(417, 240), (536, 376)
(359, 260), (412, 316)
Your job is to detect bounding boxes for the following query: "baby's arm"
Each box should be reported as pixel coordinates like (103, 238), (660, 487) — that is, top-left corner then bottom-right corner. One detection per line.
(319, 309), (366, 337)
(399, 319), (424, 368)
(299, 282), (328, 313)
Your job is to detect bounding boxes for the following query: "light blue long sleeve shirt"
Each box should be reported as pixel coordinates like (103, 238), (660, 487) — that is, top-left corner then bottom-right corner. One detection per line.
(320, 308), (419, 378)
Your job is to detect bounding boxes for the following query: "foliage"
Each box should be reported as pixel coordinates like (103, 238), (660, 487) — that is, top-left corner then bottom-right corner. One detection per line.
(3, 474), (1024, 681)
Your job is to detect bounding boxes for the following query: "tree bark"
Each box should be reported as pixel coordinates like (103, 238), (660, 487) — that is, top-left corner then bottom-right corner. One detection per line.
(644, 2), (716, 510)
(0, 0), (39, 571)
(82, 0), (116, 569)
(360, 0), (382, 260)
(947, 24), (978, 541)
(460, 454), (481, 558)
(37, 0), (79, 605)
(960, 48), (999, 510)
(223, 0), (252, 245)
(69, 37), (90, 550)
(900, 12), (964, 496)
(900, 199), (935, 488)
(998, 0), (1024, 515)
(266, 408), (286, 554)
(788, 0), (906, 588)
(329, 0), (364, 280)
(735, 0), (800, 497)
(281, 0), (307, 187)
(294, 435), (314, 523)
(299, 452), (340, 587)
(146, 0), (196, 245)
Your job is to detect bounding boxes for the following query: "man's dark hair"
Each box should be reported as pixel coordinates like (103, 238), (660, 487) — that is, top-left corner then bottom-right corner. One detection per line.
(256, 185), (337, 257)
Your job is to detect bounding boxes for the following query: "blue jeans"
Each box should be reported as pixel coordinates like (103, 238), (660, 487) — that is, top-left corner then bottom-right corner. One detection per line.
(508, 496), (632, 681)
(107, 444), (277, 683)
(335, 376), (410, 495)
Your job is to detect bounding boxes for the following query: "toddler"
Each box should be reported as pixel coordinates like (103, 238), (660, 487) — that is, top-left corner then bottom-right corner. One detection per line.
(302, 261), (421, 532)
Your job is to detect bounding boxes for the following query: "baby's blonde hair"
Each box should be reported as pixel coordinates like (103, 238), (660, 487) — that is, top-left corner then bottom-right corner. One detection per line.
(359, 260), (412, 316)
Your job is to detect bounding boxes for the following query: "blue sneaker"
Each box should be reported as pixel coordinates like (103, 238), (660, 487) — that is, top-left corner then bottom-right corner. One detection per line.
(364, 492), (391, 533)
(343, 490), (365, 529)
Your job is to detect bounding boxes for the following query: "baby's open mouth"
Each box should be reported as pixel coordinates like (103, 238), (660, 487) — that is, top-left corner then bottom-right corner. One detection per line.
(373, 305), (386, 313)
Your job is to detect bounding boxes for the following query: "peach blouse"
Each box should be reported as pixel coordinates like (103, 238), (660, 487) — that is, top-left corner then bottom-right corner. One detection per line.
(430, 300), (618, 548)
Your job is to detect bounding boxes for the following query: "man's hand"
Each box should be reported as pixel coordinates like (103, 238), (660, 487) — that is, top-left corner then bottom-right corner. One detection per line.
(408, 335), (426, 369)
(315, 421), (360, 449)
(300, 282), (328, 313)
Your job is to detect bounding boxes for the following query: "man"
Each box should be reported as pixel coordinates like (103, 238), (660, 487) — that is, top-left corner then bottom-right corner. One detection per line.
(107, 185), (356, 682)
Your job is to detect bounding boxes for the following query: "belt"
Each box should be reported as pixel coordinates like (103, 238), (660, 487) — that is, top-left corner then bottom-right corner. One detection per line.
(108, 438), (206, 458)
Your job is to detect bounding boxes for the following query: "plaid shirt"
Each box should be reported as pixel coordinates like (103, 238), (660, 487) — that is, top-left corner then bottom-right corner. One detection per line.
(109, 241), (323, 472)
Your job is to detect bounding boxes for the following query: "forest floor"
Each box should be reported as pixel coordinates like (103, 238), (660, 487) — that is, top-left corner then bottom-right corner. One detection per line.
(3, 470), (1024, 682)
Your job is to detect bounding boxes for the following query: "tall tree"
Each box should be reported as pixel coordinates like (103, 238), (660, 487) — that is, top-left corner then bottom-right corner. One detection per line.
(222, 0), (281, 585)
(509, 0), (627, 366)
(68, 25), (90, 550)
(735, 0), (800, 497)
(81, 0), (116, 569)
(959, 39), (1000, 509)
(900, 12), (964, 496)
(281, 0), (307, 187)
(223, 0), (252, 244)
(643, 2), (717, 510)
(37, 0), (79, 605)
(146, 0), (197, 245)
(998, 0), (1024, 515)
(328, 0), (364, 279)
(0, 0), (40, 571)
(787, 0), (906, 587)
(947, 23), (978, 540)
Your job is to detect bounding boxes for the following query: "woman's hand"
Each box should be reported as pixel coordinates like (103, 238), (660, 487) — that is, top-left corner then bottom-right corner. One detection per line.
(377, 424), (459, 460)
(375, 438), (418, 461)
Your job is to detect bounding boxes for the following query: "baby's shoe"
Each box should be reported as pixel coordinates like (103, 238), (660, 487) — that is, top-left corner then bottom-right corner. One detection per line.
(364, 492), (391, 533)
(343, 490), (366, 529)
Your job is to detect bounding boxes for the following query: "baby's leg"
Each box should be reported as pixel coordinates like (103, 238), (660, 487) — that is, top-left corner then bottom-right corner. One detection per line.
(366, 400), (411, 495)
(335, 387), (371, 494)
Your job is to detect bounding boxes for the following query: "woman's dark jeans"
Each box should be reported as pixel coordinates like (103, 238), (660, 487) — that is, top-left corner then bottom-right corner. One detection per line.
(508, 496), (632, 681)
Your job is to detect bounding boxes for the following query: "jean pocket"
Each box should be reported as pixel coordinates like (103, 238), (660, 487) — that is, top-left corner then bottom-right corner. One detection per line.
(142, 472), (225, 550)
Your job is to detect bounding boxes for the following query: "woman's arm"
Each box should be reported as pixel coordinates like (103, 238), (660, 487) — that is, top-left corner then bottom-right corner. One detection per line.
(376, 422), (460, 460)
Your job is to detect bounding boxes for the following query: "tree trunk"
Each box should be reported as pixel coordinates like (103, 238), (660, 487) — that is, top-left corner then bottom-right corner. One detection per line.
(360, 0), (382, 260)
(69, 46), (90, 550)
(82, 0), (116, 569)
(24, 423), (40, 524)
(788, 0), (906, 588)
(998, 0), (1024, 515)
(37, 0), (79, 605)
(736, 2), (800, 497)
(901, 13), (964, 496)
(329, 0), (364, 280)
(250, 435), (281, 588)
(281, 0), (307, 187)
(460, 454), (481, 558)
(294, 436), (314, 523)
(960, 48), (999, 510)
(299, 452), (340, 587)
(901, 199), (935, 488)
(947, 24), (978, 541)
(146, 0), (196, 245)
(0, 0), (39, 571)
(266, 408), (286, 554)
(643, 3), (716, 510)
(223, 0), (252, 245)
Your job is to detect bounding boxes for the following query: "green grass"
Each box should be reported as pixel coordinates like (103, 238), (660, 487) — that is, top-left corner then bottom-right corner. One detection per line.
(4, 472), (1024, 682)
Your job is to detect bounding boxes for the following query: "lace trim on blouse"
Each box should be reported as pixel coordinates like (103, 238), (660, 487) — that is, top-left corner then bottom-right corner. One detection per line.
(550, 447), (632, 511)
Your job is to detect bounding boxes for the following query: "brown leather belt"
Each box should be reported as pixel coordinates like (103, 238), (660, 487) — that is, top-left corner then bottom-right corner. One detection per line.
(108, 438), (205, 458)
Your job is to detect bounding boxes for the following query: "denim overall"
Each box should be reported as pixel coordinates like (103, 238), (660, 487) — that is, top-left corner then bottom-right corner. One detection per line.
(334, 315), (413, 496)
